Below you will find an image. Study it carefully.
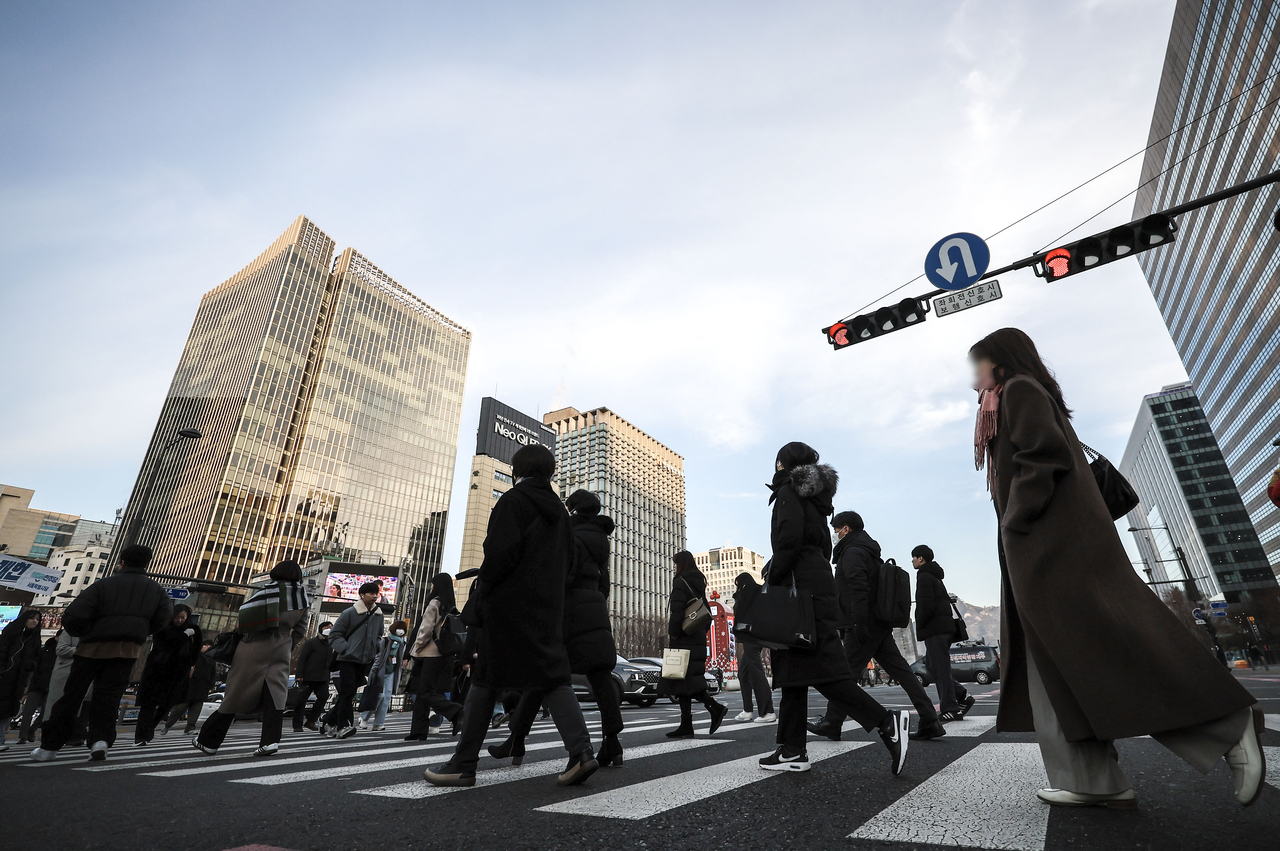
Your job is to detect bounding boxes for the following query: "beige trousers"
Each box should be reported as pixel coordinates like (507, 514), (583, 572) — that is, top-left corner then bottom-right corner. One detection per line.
(1025, 651), (1249, 794)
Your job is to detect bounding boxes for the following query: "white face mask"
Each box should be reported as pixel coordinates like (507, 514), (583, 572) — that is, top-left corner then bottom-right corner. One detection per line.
(393, 629), (405, 636)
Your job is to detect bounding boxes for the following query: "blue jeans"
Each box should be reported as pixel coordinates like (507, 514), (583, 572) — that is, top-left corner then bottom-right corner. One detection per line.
(361, 675), (395, 727)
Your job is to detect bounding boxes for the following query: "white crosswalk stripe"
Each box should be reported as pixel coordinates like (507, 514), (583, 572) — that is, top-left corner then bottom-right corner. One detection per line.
(939, 715), (999, 737)
(1265, 746), (1279, 789)
(537, 740), (873, 819)
(849, 743), (1048, 851)
(355, 739), (727, 799)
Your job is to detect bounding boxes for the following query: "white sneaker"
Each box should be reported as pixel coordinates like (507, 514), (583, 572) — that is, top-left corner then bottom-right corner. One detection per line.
(29, 747), (56, 762)
(372, 725), (385, 732)
(754, 713), (776, 723)
(358, 720), (370, 730)
(734, 711), (754, 723)
(428, 725), (442, 735)
(89, 741), (109, 761)
(1037, 787), (1136, 809)
(0, 744), (8, 753)
(337, 725), (357, 739)
(1226, 707), (1266, 807)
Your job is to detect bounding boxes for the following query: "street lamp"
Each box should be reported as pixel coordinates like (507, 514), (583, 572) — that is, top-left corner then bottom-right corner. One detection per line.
(119, 427), (202, 552)
(1127, 524), (1201, 601)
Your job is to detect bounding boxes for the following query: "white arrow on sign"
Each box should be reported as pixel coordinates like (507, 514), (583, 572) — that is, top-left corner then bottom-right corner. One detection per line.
(935, 237), (979, 284)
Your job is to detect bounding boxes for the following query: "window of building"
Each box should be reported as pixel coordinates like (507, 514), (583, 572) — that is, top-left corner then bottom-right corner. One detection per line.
(494, 470), (513, 485)
(70, 577), (78, 585)
(492, 489), (504, 500)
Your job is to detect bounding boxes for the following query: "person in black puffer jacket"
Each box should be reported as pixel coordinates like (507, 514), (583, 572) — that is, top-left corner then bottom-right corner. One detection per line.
(913, 545), (969, 721)
(133, 604), (203, 745)
(33, 544), (172, 762)
(0, 610), (44, 750)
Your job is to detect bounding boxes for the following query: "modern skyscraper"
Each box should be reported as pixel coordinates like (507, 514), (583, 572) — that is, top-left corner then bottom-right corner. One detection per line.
(455, 398), (558, 609)
(1135, 0), (1280, 579)
(543, 406), (686, 654)
(693, 545), (766, 610)
(116, 217), (470, 622)
(1120, 383), (1276, 603)
(0, 485), (79, 561)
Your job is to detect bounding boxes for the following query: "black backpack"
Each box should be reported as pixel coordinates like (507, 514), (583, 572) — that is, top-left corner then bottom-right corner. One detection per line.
(433, 612), (465, 657)
(873, 557), (912, 629)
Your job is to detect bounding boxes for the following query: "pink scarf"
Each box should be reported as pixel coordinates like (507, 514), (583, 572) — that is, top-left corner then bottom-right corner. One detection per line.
(974, 376), (1003, 494)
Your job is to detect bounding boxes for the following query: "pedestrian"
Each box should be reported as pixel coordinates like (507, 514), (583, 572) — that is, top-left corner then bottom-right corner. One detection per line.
(19, 632), (57, 744)
(911, 544), (973, 724)
(1246, 644), (1268, 671)
(806, 513), (949, 743)
(321, 580), (385, 738)
(31, 544), (173, 762)
(0, 609), (44, 752)
(658, 551), (729, 738)
(424, 444), (599, 788)
(489, 489), (626, 767)
(133, 604), (202, 746)
(970, 327), (1264, 809)
(193, 559), (309, 757)
(404, 573), (464, 741)
(290, 621), (334, 733)
(161, 639), (217, 736)
(759, 443), (910, 774)
(359, 619), (407, 731)
(732, 573), (775, 723)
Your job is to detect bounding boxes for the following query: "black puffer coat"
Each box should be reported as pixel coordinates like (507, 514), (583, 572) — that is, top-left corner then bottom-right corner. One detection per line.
(914, 562), (955, 640)
(767, 463), (851, 688)
(0, 616), (42, 717)
(294, 634), (333, 682)
(30, 636), (58, 694)
(61, 564), (172, 646)
(138, 619), (204, 705)
(833, 530), (881, 630)
(658, 568), (710, 696)
(474, 476), (573, 690)
(564, 514), (618, 674)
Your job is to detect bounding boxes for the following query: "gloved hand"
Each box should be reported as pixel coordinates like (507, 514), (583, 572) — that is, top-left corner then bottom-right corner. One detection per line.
(184, 628), (196, 637)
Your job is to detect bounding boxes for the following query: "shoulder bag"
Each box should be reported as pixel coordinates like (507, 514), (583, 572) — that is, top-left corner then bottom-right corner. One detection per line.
(204, 630), (241, 665)
(680, 578), (713, 635)
(730, 574), (815, 651)
(950, 597), (970, 643)
(661, 647), (691, 680)
(1080, 442), (1140, 520)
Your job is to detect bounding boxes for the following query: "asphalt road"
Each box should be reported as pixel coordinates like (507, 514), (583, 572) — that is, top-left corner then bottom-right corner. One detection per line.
(5, 670), (1279, 851)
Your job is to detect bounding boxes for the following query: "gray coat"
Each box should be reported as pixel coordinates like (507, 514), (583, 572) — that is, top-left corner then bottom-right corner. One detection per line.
(218, 608), (307, 714)
(329, 602), (385, 665)
(44, 632), (81, 715)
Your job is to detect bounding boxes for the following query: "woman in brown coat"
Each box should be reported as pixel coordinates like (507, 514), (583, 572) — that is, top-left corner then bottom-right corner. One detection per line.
(971, 328), (1263, 809)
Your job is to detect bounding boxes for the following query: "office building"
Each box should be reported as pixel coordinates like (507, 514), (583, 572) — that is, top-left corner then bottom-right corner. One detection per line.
(693, 545), (766, 610)
(31, 538), (116, 605)
(115, 217), (470, 624)
(543, 406), (686, 653)
(1135, 0), (1280, 578)
(1120, 383), (1276, 603)
(0, 485), (79, 561)
(455, 398), (558, 609)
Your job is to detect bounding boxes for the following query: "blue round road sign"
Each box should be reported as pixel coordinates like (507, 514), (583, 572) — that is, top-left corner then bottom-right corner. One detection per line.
(924, 232), (990, 291)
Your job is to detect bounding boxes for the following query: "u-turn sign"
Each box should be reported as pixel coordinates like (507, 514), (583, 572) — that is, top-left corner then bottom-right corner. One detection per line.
(925, 232), (990, 291)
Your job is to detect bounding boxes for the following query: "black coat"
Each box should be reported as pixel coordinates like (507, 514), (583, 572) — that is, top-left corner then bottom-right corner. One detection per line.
(138, 621), (203, 704)
(658, 568), (709, 696)
(564, 514), (618, 675)
(0, 619), (42, 717)
(295, 635), (333, 683)
(474, 476), (573, 691)
(186, 652), (218, 702)
(61, 564), (172, 646)
(767, 463), (851, 688)
(914, 562), (954, 640)
(31, 637), (58, 694)
(833, 530), (881, 630)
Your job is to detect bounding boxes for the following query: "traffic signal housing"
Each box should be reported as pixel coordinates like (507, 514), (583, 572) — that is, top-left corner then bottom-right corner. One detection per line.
(1034, 213), (1178, 282)
(823, 296), (928, 350)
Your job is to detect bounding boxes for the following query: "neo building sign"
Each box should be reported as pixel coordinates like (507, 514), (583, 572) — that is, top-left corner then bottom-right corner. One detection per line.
(476, 397), (558, 465)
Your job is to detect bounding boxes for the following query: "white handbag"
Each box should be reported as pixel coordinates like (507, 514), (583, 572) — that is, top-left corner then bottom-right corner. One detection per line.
(661, 647), (691, 680)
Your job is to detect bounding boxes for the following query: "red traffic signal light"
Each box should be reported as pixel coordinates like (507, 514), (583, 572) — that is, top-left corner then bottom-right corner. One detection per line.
(1035, 214), (1177, 282)
(822, 297), (928, 350)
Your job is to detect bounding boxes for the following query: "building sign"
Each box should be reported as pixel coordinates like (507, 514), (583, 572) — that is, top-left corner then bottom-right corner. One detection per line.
(0, 555), (64, 596)
(476, 397), (558, 465)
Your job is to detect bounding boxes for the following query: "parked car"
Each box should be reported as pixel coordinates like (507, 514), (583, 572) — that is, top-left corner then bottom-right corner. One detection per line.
(910, 644), (1000, 687)
(628, 656), (721, 698)
(573, 655), (659, 708)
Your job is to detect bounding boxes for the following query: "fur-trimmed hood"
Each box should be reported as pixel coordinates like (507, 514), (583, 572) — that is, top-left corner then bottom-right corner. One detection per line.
(790, 463), (838, 499)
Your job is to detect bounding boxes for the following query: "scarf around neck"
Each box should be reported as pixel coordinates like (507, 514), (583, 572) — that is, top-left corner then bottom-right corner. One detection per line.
(974, 375), (1004, 494)
(238, 580), (310, 635)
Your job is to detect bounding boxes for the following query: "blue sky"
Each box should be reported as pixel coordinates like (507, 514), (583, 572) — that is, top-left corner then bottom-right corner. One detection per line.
(0, 1), (1187, 605)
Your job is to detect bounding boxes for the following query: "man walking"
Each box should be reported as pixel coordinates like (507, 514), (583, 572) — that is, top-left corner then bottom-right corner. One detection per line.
(133, 604), (202, 745)
(292, 621), (334, 732)
(807, 512), (948, 742)
(732, 573), (775, 723)
(161, 639), (218, 736)
(912, 545), (973, 723)
(322, 585), (384, 738)
(31, 544), (172, 762)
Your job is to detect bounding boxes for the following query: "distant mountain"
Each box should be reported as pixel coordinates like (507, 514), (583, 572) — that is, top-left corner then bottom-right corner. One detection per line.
(955, 599), (1001, 646)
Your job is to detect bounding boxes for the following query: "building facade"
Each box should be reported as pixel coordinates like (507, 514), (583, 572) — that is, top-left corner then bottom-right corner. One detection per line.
(455, 398), (557, 609)
(31, 539), (116, 605)
(1120, 383), (1276, 602)
(0, 485), (79, 561)
(693, 545), (766, 611)
(543, 406), (686, 650)
(115, 217), (470, 625)
(1135, 0), (1280, 579)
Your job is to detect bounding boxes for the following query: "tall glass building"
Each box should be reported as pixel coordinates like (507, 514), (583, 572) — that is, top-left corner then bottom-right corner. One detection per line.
(116, 217), (470, 619)
(1134, 0), (1280, 580)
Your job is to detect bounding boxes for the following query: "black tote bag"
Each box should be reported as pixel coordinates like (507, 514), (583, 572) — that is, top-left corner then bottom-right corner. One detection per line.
(1080, 442), (1140, 520)
(731, 576), (815, 651)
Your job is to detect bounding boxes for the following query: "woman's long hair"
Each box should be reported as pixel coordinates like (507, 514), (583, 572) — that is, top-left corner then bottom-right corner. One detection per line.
(672, 551), (699, 578)
(969, 328), (1071, 416)
(427, 572), (456, 613)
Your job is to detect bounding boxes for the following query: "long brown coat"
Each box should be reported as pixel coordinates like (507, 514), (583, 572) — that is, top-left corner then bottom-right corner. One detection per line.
(991, 375), (1254, 742)
(217, 608), (307, 714)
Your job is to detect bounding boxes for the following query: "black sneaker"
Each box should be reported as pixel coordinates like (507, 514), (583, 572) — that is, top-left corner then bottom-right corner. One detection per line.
(959, 694), (976, 717)
(805, 719), (842, 741)
(938, 710), (963, 723)
(879, 710), (910, 776)
(910, 721), (947, 740)
(759, 746), (810, 772)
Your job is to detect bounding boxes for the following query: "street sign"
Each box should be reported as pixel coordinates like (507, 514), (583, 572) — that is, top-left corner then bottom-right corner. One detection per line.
(1210, 601), (1229, 609)
(925, 232), (990, 291)
(933, 279), (1002, 317)
(1212, 611), (1227, 617)
(167, 587), (190, 600)
(1194, 618), (1207, 625)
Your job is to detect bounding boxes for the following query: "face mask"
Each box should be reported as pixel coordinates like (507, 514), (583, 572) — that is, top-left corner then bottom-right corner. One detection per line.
(393, 629), (405, 636)
(319, 629), (330, 637)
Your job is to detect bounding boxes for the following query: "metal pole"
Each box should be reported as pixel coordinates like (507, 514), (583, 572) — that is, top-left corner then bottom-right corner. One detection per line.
(1161, 167), (1280, 218)
(124, 434), (182, 549)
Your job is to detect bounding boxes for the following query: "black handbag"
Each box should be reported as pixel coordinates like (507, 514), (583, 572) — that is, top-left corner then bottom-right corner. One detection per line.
(731, 575), (815, 651)
(204, 630), (240, 665)
(1080, 442), (1140, 520)
(950, 598), (969, 643)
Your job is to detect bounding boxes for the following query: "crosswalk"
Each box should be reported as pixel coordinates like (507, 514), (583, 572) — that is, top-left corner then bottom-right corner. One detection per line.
(6, 704), (1276, 850)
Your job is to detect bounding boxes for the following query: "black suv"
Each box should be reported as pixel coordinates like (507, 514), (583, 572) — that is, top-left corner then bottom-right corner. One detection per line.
(910, 644), (1000, 686)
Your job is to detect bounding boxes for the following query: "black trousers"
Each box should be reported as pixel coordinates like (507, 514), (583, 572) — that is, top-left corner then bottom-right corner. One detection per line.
(677, 690), (722, 727)
(322, 661), (366, 730)
(823, 627), (939, 726)
(738, 642), (774, 715)
(445, 683), (590, 774)
(777, 681), (887, 752)
(199, 683), (281, 749)
(292, 680), (330, 730)
(163, 699), (206, 733)
(409, 657), (463, 736)
(40, 656), (134, 751)
(504, 668), (625, 751)
(924, 634), (962, 714)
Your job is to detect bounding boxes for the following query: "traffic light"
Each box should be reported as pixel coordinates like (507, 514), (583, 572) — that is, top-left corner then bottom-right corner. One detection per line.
(822, 297), (928, 350)
(1034, 213), (1178, 282)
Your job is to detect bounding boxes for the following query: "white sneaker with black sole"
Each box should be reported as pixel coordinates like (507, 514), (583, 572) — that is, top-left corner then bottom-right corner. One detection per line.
(89, 741), (109, 761)
(734, 711), (754, 723)
(879, 709), (910, 776)
(759, 746), (810, 772)
(337, 725), (357, 739)
(754, 713), (776, 723)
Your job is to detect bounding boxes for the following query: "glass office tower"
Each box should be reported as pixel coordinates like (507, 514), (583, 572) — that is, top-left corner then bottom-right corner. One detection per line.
(1134, 0), (1280, 579)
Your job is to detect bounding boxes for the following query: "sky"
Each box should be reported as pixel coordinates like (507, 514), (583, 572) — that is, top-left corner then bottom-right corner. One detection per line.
(0, 1), (1189, 606)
